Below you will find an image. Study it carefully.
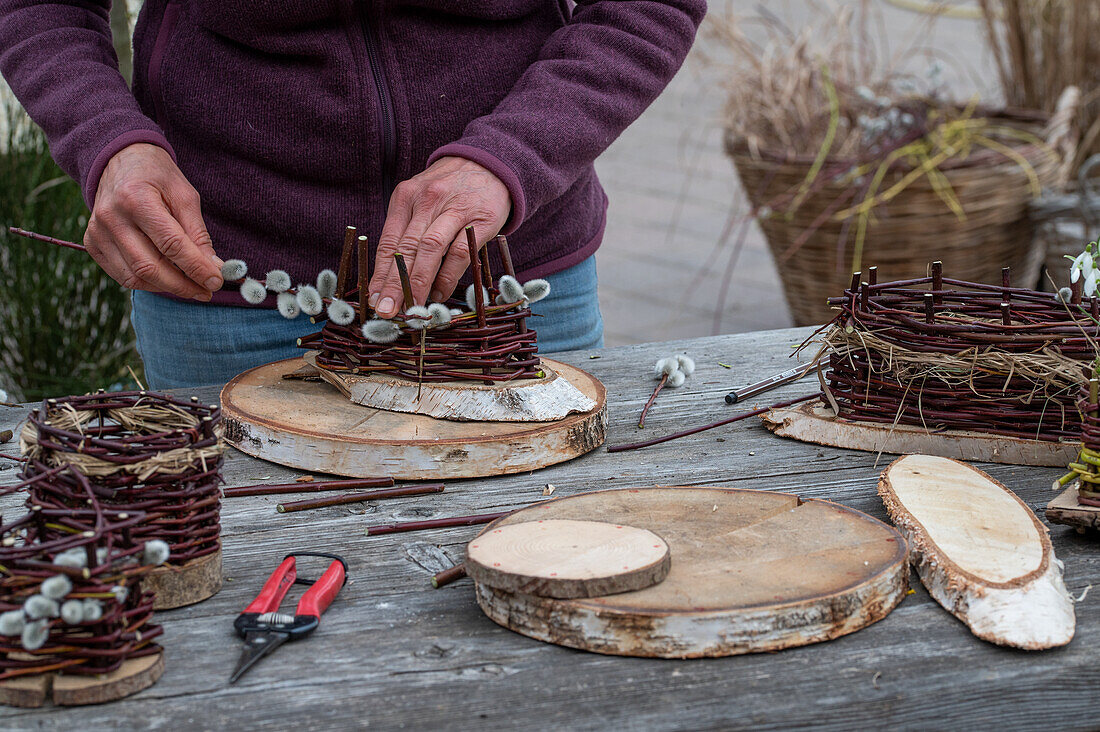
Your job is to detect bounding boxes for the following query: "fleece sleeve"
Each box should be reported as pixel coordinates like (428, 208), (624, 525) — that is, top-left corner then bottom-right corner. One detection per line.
(0, 1), (174, 209)
(427, 0), (706, 232)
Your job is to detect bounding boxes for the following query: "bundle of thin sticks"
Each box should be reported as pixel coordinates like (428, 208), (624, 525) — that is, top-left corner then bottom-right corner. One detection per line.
(305, 228), (543, 384)
(19, 391), (224, 564)
(820, 263), (1096, 442)
(0, 481), (166, 680)
(1056, 378), (1100, 506)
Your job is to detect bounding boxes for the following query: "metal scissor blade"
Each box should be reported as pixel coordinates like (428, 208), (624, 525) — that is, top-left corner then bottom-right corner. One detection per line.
(229, 631), (289, 684)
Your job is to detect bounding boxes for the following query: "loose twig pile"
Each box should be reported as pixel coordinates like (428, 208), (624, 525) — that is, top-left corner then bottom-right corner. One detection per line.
(1057, 378), (1100, 507)
(0, 480), (168, 680)
(19, 391), (224, 564)
(819, 264), (1096, 441)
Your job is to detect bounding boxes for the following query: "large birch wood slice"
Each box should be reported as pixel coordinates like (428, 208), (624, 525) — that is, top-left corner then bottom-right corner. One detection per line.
(763, 399), (1077, 467)
(220, 357), (607, 479)
(304, 352), (596, 422)
(879, 455), (1075, 649)
(0, 652), (163, 708)
(1045, 485), (1100, 533)
(465, 519), (671, 598)
(472, 487), (908, 658)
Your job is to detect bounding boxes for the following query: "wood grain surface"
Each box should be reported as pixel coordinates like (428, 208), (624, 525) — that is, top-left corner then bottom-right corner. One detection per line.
(220, 356), (607, 479)
(474, 487), (907, 657)
(0, 327), (1096, 730)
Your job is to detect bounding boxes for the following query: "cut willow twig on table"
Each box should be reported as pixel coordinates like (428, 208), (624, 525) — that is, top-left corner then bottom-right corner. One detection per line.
(432, 564), (467, 588)
(725, 363), (818, 405)
(276, 483), (445, 513)
(365, 510), (512, 536)
(7, 226), (87, 252)
(609, 393), (823, 453)
(222, 476), (395, 498)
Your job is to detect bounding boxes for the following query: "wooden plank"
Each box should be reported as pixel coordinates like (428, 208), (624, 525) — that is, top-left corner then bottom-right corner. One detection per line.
(0, 328), (1095, 729)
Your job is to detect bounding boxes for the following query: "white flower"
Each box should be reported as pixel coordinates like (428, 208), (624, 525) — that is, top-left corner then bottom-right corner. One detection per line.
(1085, 269), (1098, 298)
(1071, 250), (1094, 284)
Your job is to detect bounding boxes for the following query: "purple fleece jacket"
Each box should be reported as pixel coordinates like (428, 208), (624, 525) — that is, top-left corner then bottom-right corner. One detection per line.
(0, 1), (705, 306)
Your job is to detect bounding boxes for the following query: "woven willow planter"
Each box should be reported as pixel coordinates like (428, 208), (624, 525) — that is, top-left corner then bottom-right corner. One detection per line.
(725, 110), (1061, 325)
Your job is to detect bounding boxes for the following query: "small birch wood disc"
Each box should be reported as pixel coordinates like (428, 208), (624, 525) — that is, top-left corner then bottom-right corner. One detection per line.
(472, 487), (908, 658)
(763, 399), (1077, 467)
(1046, 485), (1100, 533)
(0, 652), (164, 708)
(466, 519), (671, 598)
(220, 356), (607, 479)
(879, 455), (1075, 649)
(146, 547), (223, 610)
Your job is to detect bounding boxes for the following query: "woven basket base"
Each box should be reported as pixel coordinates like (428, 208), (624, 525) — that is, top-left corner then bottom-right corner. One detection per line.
(0, 652), (163, 708)
(1046, 485), (1100, 534)
(762, 399), (1077, 467)
(147, 546), (223, 610)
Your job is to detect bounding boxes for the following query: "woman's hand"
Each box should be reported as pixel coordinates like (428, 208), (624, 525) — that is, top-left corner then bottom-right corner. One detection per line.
(84, 143), (223, 300)
(369, 156), (511, 317)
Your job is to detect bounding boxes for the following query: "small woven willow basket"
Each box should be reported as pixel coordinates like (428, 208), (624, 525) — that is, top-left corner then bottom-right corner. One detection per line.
(726, 106), (1073, 326)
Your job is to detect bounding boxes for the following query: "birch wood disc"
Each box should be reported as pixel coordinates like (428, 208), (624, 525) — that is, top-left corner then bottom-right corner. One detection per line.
(0, 652), (163, 708)
(466, 519), (671, 598)
(763, 399), (1077, 467)
(220, 357), (607, 479)
(879, 455), (1075, 649)
(1046, 485), (1100, 533)
(146, 547), (223, 610)
(472, 487), (908, 658)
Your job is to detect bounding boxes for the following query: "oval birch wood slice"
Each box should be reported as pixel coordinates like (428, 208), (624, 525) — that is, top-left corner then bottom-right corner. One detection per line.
(763, 399), (1077, 467)
(220, 357), (607, 479)
(879, 455), (1075, 649)
(146, 547), (223, 610)
(304, 352), (597, 422)
(472, 487), (908, 658)
(0, 652), (163, 708)
(466, 519), (671, 598)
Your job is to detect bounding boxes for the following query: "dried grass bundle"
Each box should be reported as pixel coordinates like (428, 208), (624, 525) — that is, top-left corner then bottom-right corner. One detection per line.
(980, 0), (1100, 173)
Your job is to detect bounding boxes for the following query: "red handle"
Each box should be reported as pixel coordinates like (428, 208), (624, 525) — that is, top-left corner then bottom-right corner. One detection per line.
(243, 556), (297, 614)
(295, 560), (345, 618)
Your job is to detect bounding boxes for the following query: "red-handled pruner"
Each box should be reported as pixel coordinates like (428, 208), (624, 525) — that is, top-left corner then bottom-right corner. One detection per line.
(229, 552), (348, 684)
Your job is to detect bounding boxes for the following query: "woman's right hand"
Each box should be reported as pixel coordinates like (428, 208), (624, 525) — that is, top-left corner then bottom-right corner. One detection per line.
(84, 143), (223, 300)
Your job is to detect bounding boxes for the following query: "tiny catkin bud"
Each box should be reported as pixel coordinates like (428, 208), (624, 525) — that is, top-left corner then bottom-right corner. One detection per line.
(316, 269), (338, 299)
(264, 269), (292, 293)
(427, 303), (452, 326)
(82, 599), (103, 623)
(111, 585), (129, 604)
(277, 292), (301, 319)
(404, 305), (431, 330)
(21, 619), (49, 651)
(654, 358), (677, 378)
(362, 319), (402, 344)
(60, 599), (85, 625)
(498, 275), (524, 303)
(522, 279), (551, 303)
(296, 285), (323, 316)
(24, 594), (59, 619)
(143, 539), (171, 566)
(326, 299), (356, 326)
(40, 574), (72, 600)
(465, 285), (489, 312)
(240, 277), (267, 304)
(675, 355), (695, 376)
(220, 259), (247, 281)
(667, 370), (687, 388)
(0, 610), (25, 636)
(52, 548), (86, 569)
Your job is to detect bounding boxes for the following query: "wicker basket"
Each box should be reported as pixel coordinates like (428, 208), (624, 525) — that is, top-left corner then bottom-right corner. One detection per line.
(725, 109), (1065, 326)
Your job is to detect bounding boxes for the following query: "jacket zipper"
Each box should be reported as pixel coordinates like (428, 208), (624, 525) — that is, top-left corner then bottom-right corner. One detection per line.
(360, 11), (397, 203)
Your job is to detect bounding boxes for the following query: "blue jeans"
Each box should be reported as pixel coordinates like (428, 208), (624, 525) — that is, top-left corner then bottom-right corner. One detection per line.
(132, 256), (603, 389)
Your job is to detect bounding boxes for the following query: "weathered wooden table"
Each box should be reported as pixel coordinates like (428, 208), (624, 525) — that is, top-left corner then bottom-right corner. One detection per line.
(1, 327), (1096, 730)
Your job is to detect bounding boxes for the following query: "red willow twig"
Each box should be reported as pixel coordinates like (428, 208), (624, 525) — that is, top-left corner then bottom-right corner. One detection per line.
(431, 564), (467, 588)
(222, 476), (394, 498)
(608, 393), (823, 453)
(276, 483), (445, 513)
(7, 227), (87, 252)
(638, 373), (669, 429)
(365, 510), (512, 536)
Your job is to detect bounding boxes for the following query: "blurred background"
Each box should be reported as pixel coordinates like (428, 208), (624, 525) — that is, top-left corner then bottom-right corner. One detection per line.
(1, 1), (1096, 399)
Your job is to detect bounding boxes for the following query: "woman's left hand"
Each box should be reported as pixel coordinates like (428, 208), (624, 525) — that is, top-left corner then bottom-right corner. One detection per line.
(369, 156), (511, 317)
